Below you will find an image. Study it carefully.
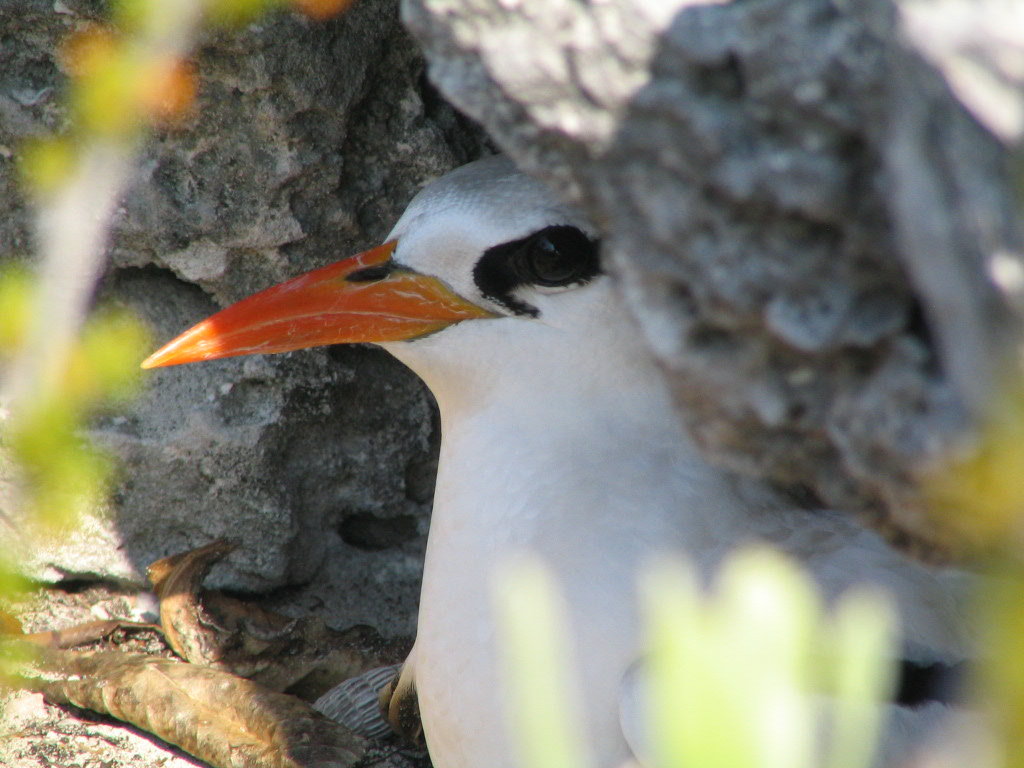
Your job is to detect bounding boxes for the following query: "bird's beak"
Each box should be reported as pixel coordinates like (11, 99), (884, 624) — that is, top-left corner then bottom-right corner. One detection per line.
(141, 240), (494, 369)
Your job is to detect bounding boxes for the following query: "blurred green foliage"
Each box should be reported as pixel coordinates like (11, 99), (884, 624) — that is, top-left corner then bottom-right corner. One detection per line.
(643, 551), (895, 768)
(204, 0), (285, 25)
(495, 549), (897, 768)
(924, 375), (1024, 768)
(495, 557), (591, 768)
(977, 567), (1024, 768)
(0, 267), (148, 720)
(925, 380), (1024, 552)
(4, 307), (149, 531)
(0, 264), (149, 565)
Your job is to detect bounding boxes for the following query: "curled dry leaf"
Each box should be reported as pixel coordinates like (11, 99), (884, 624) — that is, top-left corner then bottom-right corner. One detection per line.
(147, 538), (241, 666)
(0, 607), (159, 651)
(6, 540), (407, 768)
(28, 648), (368, 768)
(21, 619), (161, 649)
(148, 539), (402, 698)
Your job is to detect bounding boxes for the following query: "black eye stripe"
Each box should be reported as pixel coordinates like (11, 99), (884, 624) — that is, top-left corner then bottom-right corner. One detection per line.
(473, 225), (600, 317)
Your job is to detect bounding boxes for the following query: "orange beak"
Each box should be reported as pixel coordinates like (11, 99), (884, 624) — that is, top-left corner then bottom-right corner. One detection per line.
(141, 240), (494, 369)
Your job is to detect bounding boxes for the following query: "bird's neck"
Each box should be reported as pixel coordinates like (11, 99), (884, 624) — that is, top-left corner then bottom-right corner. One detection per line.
(395, 318), (759, 768)
(419, 332), (744, 562)
(381, 301), (759, 579)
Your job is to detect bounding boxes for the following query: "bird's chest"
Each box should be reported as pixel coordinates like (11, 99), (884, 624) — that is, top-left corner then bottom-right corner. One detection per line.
(419, 419), (685, 624)
(413, 516), (644, 768)
(411, 420), (695, 768)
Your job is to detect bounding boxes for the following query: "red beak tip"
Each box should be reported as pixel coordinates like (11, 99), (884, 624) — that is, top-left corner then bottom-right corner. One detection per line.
(140, 351), (166, 370)
(141, 336), (197, 369)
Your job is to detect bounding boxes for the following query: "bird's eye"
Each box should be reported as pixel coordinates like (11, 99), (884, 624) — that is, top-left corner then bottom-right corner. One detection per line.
(474, 224), (601, 317)
(519, 227), (599, 288)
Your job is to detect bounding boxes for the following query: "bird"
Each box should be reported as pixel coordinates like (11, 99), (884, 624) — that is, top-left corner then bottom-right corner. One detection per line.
(143, 154), (973, 768)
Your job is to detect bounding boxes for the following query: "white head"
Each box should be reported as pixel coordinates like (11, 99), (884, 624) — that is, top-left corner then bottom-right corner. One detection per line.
(377, 156), (647, 407)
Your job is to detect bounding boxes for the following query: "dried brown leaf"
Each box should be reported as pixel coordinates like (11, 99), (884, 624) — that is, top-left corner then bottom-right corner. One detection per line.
(148, 538), (239, 665)
(28, 648), (367, 768)
(148, 539), (402, 698)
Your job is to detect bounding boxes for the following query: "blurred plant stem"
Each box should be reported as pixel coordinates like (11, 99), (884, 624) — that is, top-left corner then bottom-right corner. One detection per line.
(5, 0), (206, 402)
(5, 145), (132, 410)
(494, 557), (591, 768)
(0, 0), (361, 555)
(972, 559), (1024, 768)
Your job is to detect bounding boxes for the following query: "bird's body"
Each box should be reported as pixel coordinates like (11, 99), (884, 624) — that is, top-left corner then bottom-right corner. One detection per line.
(398, 301), (702, 768)
(392, 291), (969, 768)
(145, 155), (972, 768)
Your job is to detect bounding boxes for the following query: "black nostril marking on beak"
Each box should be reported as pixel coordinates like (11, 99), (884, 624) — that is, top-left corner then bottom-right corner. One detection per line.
(346, 263), (394, 283)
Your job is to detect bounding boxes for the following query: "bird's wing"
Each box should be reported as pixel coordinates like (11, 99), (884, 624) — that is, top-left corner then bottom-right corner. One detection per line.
(721, 474), (973, 662)
(755, 506), (974, 662)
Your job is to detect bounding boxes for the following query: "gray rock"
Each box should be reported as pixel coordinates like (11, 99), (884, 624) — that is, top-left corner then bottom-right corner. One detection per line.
(404, 0), (1024, 557)
(1, 0), (488, 597)
(2, 8), (480, 765)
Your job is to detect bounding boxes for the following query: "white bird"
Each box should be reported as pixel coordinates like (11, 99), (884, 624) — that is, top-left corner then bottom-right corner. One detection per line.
(143, 155), (973, 768)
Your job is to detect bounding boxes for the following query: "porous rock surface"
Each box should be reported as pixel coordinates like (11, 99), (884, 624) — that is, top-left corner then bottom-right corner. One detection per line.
(1, 0), (487, 602)
(405, 0), (1024, 558)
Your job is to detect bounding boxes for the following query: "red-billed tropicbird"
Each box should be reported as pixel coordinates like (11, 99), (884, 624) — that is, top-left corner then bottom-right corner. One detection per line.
(144, 155), (972, 768)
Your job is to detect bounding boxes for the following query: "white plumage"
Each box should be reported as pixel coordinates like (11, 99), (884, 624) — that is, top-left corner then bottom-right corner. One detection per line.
(367, 156), (972, 768)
